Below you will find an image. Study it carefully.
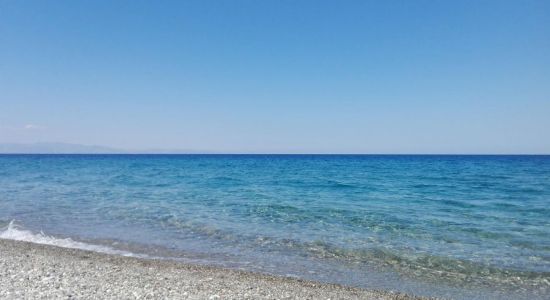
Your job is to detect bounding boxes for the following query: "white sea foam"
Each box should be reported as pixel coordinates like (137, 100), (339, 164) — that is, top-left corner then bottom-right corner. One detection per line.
(0, 220), (137, 257)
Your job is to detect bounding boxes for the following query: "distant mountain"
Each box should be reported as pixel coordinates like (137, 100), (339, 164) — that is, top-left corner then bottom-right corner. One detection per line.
(0, 143), (124, 154)
(0, 142), (215, 154)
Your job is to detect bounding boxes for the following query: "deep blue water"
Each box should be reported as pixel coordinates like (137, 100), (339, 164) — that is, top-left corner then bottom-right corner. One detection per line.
(0, 155), (549, 299)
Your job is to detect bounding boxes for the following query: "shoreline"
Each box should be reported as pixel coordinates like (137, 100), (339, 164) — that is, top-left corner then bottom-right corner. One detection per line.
(0, 238), (426, 299)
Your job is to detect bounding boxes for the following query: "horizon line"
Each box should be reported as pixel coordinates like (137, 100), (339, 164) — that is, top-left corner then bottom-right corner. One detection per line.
(1, 153), (549, 156)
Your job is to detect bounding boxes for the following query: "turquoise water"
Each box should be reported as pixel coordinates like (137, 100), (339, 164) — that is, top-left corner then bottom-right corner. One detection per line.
(0, 155), (549, 299)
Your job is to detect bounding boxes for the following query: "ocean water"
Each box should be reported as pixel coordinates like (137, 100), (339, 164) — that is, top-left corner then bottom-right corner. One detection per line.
(0, 155), (548, 299)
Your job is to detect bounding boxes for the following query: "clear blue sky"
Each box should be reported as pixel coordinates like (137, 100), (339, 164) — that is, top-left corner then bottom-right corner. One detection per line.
(1, 0), (549, 153)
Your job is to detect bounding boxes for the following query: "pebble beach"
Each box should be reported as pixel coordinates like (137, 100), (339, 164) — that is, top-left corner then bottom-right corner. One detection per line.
(0, 238), (424, 299)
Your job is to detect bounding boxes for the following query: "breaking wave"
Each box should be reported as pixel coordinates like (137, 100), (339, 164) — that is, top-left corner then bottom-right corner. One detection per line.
(0, 220), (138, 257)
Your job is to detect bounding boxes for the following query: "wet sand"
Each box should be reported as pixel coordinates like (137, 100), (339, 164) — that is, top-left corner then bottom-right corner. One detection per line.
(0, 238), (428, 299)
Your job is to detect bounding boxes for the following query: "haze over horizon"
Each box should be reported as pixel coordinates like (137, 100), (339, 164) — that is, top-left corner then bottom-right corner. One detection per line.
(1, 1), (549, 154)
(1, 142), (550, 155)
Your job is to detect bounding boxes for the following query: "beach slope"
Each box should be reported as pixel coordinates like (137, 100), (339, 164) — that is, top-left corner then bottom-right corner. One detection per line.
(0, 239), (424, 299)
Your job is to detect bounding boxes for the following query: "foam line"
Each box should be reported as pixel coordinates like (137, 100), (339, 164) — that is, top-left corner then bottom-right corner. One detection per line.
(0, 220), (137, 257)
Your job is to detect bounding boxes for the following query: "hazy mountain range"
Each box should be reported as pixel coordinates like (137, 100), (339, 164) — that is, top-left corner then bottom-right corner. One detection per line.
(0, 143), (212, 154)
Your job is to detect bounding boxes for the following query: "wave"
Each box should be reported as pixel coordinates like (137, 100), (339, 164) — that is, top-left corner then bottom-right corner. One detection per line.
(152, 214), (550, 290)
(0, 220), (138, 257)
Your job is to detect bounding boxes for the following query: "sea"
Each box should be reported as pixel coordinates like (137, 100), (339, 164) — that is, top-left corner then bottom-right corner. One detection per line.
(0, 154), (548, 299)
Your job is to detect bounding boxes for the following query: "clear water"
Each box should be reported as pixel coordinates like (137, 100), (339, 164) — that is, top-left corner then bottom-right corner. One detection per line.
(0, 155), (548, 299)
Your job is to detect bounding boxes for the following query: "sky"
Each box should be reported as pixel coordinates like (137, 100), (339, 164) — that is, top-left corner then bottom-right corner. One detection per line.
(1, 0), (549, 154)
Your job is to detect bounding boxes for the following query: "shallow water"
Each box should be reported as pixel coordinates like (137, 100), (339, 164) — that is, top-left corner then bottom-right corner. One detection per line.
(0, 155), (549, 299)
